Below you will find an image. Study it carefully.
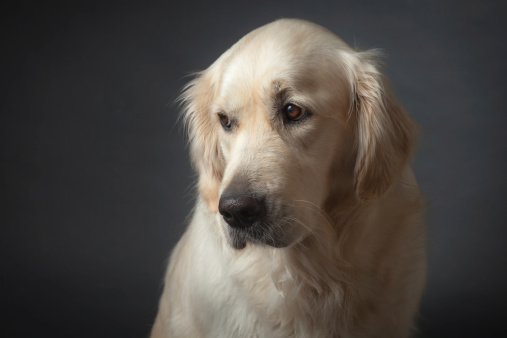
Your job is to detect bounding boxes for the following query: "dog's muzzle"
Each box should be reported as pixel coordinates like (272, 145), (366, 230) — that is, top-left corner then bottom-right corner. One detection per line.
(218, 179), (293, 249)
(218, 193), (264, 229)
(218, 189), (276, 249)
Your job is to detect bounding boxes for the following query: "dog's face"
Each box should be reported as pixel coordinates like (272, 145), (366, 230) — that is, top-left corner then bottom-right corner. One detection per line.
(182, 19), (415, 249)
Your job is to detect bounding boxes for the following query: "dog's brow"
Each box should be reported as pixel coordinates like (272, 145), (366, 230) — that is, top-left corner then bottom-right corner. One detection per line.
(274, 88), (292, 105)
(214, 99), (242, 116)
(272, 81), (283, 94)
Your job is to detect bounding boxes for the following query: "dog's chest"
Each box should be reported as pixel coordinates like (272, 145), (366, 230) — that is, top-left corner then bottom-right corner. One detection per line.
(179, 207), (342, 337)
(187, 232), (294, 336)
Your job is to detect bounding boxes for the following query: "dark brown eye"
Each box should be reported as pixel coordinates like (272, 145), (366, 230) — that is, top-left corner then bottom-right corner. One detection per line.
(218, 113), (232, 130)
(283, 104), (308, 122)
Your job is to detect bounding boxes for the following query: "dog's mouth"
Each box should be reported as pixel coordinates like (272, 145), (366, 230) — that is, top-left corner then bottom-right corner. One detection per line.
(228, 228), (248, 249)
(225, 219), (295, 250)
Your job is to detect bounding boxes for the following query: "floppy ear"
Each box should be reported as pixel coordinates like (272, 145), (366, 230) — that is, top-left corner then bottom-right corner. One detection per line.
(348, 51), (417, 200)
(180, 71), (224, 212)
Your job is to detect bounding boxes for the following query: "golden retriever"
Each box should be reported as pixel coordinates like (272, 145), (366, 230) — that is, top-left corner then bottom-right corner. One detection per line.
(151, 19), (426, 338)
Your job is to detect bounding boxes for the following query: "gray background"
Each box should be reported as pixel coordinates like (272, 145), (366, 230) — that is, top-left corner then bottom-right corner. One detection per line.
(2, 0), (506, 337)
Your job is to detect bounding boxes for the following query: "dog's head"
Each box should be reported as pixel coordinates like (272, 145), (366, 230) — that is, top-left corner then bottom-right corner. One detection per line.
(181, 19), (416, 249)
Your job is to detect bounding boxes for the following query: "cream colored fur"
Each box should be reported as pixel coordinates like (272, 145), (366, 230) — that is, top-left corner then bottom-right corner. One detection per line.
(151, 19), (426, 338)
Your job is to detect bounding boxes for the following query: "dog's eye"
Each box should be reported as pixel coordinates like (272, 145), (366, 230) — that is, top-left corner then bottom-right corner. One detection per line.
(283, 104), (308, 122)
(218, 113), (232, 130)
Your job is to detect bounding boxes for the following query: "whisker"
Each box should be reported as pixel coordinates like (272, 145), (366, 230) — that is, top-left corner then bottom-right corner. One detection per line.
(283, 216), (315, 235)
(287, 200), (334, 231)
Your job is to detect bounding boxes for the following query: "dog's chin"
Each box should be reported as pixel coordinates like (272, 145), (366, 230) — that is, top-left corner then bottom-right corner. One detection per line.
(229, 232), (247, 249)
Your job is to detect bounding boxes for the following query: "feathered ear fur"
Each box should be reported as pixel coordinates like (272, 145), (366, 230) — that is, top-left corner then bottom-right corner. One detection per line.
(180, 71), (224, 212)
(346, 50), (417, 200)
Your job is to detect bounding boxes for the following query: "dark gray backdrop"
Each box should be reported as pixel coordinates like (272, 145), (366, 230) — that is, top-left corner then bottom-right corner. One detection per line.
(2, 0), (506, 337)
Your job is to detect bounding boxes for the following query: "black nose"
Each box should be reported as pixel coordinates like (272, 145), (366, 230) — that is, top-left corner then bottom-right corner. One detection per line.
(218, 194), (263, 228)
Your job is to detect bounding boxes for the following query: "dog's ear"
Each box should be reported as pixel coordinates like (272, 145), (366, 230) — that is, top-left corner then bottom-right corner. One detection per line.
(346, 51), (417, 201)
(180, 71), (224, 212)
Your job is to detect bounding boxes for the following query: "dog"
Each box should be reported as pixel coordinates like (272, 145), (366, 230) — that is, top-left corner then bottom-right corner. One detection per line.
(151, 19), (426, 338)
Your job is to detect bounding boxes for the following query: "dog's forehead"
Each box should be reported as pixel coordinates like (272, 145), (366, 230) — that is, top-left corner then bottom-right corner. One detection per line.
(218, 37), (293, 95)
(216, 43), (317, 108)
(211, 19), (353, 116)
(216, 59), (286, 111)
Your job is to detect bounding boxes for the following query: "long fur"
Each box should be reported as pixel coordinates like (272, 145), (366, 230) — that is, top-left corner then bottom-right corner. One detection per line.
(151, 19), (426, 338)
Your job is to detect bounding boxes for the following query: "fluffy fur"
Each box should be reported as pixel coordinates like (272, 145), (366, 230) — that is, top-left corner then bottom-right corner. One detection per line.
(151, 19), (426, 338)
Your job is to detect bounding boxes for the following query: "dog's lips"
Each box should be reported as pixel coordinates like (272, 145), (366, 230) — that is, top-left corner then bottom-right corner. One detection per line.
(231, 237), (247, 250)
(225, 217), (295, 249)
(227, 227), (248, 250)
